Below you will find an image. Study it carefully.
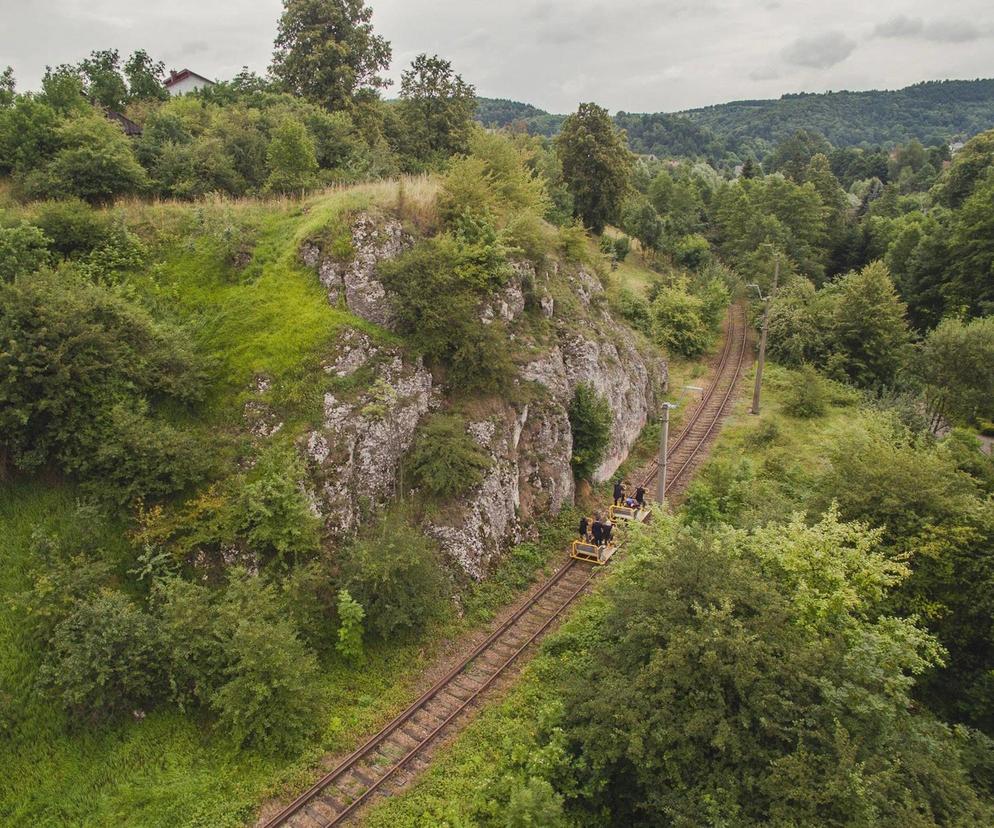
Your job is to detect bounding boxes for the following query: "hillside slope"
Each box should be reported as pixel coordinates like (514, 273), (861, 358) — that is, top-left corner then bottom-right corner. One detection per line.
(0, 167), (669, 824)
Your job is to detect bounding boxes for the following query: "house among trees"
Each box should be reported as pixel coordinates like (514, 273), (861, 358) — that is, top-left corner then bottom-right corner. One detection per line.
(163, 68), (215, 96)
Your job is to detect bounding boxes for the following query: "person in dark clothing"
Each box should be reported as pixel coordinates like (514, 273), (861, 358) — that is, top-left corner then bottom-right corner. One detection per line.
(635, 486), (646, 508)
(613, 481), (624, 506)
(603, 519), (613, 545)
(579, 515), (589, 540)
(591, 518), (604, 546)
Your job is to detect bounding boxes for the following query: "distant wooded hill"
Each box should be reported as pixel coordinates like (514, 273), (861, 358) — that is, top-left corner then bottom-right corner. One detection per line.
(476, 78), (994, 163)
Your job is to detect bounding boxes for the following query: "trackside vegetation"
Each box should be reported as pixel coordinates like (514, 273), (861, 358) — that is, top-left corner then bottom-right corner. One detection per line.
(361, 366), (994, 827)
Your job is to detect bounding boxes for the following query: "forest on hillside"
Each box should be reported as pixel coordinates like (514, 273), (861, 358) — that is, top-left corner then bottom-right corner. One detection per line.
(477, 78), (994, 164)
(3, 0), (994, 825)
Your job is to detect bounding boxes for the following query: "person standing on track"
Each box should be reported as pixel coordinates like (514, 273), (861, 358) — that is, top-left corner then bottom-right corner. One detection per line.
(579, 515), (589, 541)
(591, 515), (604, 546)
(635, 485), (646, 508)
(603, 518), (613, 546)
(613, 480), (624, 506)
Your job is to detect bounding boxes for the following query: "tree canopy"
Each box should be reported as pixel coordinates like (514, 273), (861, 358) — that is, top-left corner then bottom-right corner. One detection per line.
(556, 102), (633, 233)
(270, 0), (392, 110)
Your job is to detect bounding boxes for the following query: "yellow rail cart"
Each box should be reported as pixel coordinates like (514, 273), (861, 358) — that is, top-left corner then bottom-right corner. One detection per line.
(610, 504), (650, 523)
(571, 540), (616, 565)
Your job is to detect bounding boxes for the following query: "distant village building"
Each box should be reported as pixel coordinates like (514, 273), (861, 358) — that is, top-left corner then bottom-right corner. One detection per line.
(949, 140), (966, 155)
(163, 69), (215, 96)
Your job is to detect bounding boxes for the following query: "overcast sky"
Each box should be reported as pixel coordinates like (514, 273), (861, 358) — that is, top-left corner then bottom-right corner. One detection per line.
(2, 0), (992, 112)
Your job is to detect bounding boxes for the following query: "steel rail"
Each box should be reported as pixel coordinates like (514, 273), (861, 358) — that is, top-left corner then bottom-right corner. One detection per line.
(655, 304), (748, 493)
(322, 567), (598, 826)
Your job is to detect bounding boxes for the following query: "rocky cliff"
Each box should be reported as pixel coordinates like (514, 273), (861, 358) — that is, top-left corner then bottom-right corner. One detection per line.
(295, 211), (666, 579)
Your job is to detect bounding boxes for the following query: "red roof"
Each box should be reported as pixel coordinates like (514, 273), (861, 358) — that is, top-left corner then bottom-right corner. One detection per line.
(164, 68), (214, 88)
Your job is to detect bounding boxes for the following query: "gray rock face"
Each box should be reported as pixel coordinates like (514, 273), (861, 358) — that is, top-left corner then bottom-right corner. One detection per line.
(431, 316), (663, 578)
(301, 213), (412, 328)
(481, 264), (528, 325)
(520, 326), (664, 482)
(427, 400), (574, 579)
(303, 330), (436, 536)
(297, 213), (665, 578)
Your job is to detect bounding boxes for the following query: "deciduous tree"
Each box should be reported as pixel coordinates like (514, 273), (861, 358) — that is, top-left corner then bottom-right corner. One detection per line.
(555, 102), (632, 233)
(397, 53), (476, 163)
(271, 0), (391, 110)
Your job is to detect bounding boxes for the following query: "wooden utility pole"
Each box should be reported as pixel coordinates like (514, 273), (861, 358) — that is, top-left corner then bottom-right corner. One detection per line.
(751, 256), (779, 416)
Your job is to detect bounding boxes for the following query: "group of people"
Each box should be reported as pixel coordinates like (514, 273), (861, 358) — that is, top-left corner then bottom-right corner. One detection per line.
(578, 513), (614, 546)
(613, 480), (646, 510)
(577, 481), (649, 549)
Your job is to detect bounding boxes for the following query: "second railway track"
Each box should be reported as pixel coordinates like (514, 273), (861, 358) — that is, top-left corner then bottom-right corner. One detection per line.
(259, 302), (750, 828)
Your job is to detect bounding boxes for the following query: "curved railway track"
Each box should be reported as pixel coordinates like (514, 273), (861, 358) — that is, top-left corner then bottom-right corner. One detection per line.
(259, 303), (750, 828)
(637, 302), (748, 499)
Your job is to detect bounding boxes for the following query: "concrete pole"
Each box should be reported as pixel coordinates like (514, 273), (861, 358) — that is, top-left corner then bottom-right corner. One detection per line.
(657, 404), (671, 503)
(751, 256), (779, 416)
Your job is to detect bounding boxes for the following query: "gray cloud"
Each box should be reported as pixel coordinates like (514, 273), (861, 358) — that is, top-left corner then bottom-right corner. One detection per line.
(749, 66), (783, 81)
(874, 15), (925, 38)
(782, 32), (857, 69)
(874, 15), (985, 42)
(176, 40), (210, 58)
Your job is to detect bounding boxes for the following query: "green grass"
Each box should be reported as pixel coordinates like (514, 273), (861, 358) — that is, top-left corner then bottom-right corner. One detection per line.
(0, 486), (580, 827)
(121, 192), (386, 431)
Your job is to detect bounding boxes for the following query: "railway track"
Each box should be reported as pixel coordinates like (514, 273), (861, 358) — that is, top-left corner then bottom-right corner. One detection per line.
(258, 303), (750, 828)
(636, 302), (748, 499)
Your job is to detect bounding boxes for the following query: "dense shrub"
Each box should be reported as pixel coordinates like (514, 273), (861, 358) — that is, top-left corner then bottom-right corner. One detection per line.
(917, 315), (994, 426)
(650, 281), (712, 357)
(39, 591), (164, 723)
(673, 232), (711, 270)
(66, 401), (207, 505)
(812, 416), (994, 729)
(768, 263), (912, 388)
(231, 444), (322, 564)
(21, 113), (149, 203)
(557, 515), (993, 825)
(612, 287), (652, 337)
(0, 224), (49, 281)
(211, 612), (321, 753)
(378, 235), (514, 393)
(692, 272), (732, 330)
(12, 508), (115, 647)
(133, 445), (321, 571)
(156, 569), (324, 752)
(76, 221), (147, 279)
(0, 97), (61, 174)
(781, 364), (828, 418)
(0, 271), (205, 498)
(31, 198), (110, 257)
(340, 514), (450, 639)
(335, 589), (365, 664)
(407, 413), (492, 498)
(568, 383), (612, 480)
(153, 576), (221, 710)
(265, 118), (319, 194)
